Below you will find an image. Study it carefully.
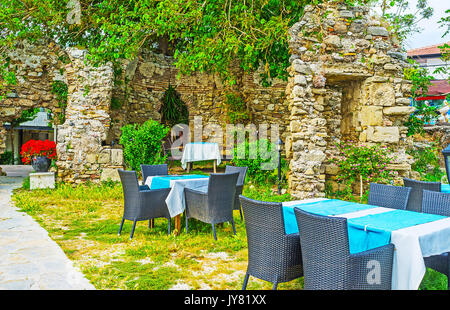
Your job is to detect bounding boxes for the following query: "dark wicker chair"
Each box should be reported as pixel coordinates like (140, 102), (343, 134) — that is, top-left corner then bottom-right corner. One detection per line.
(421, 190), (450, 289)
(294, 207), (394, 290)
(368, 183), (411, 210)
(225, 165), (248, 221)
(141, 164), (169, 183)
(403, 178), (441, 212)
(184, 172), (239, 240)
(239, 196), (303, 290)
(118, 169), (172, 239)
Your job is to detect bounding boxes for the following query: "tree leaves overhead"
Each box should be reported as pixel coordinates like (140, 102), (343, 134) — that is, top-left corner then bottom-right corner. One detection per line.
(0, 0), (308, 85)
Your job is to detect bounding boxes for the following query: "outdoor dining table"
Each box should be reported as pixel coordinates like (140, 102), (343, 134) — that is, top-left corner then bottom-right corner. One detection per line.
(144, 174), (210, 234)
(181, 142), (221, 173)
(282, 198), (450, 290)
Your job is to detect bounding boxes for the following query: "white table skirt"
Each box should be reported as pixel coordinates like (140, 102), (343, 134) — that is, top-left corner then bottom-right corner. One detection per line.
(283, 199), (450, 290)
(181, 142), (221, 169)
(145, 176), (209, 218)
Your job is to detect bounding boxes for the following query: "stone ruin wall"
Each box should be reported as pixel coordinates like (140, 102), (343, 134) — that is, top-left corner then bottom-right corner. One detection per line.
(286, 3), (415, 199)
(108, 50), (290, 156)
(0, 3), (428, 197)
(0, 43), (290, 182)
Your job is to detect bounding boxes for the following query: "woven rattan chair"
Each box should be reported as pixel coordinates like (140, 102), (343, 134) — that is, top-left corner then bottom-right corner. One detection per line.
(239, 196), (303, 290)
(422, 190), (450, 289)
(141, 164), (169, 183)
(184, 172), (239, 240)
(293, 207), (394, 290)
(403, 178), (441, 212)
(118, 169), (172, 239)
(368, 183), (411, 210)
(225, 165), (248, 221)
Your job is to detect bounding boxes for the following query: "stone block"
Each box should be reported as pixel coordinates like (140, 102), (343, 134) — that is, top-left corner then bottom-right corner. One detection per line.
(367, 26), (389, 36)
(360, 106), (383, 126)
(366, 126), (400, 143)
(30, 172), (55, 190)
(100, 168), (120, 182)
(383, 106), (415, 115)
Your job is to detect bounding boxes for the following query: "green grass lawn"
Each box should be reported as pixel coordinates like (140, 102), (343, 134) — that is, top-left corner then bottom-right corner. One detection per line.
(11, 164), (448, 290)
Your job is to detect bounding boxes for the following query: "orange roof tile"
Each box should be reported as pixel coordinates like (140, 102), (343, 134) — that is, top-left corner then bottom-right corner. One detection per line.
(407, 42), (450, 57)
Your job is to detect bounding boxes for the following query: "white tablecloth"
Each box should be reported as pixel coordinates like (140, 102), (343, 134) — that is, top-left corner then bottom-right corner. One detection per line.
(283, 199), (450, 290)
(181, 142), (221, 169)
(145, 176), (209, 218)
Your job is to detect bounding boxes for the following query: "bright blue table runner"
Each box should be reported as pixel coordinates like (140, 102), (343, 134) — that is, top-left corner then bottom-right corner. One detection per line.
(282, 199), (378, 234)
(347, 210), (446, 254)
(149, 174), (209, 190)
(441, 184), (450, 193)
(283, 199), (446, 254)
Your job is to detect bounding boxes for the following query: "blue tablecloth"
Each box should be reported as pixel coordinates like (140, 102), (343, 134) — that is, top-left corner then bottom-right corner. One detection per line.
(283, 199), (446, 254)
(282, 199), (377, 234)
(441, 184), (450, 193)
(149, 174), (209, 190)
(347, 210), (445, 254)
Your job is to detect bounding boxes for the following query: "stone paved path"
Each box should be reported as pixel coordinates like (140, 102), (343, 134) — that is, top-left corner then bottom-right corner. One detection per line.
(0, 176), (95, 290)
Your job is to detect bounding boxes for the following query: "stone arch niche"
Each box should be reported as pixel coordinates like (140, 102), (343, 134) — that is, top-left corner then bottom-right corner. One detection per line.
(285, 3), (415, 200)
(0, 41), (64, 165)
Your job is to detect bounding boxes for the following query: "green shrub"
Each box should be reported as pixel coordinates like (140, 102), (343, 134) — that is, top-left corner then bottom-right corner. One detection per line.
(330, 140), (397, 201)
(231, 138), (286, 185)
(0, 150), (13, 164)
(119, 120), (170, 172)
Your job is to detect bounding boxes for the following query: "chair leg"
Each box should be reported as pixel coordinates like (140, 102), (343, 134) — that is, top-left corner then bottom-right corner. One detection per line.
(239, 208), (243, 221)
(212, 224), (217, 240)
(272, 282), (278, 290)
(130, 220), (137, 240)
(168, 217), (171, 235)
(118, 218), (125, 235)
(231, 219), (236, 235)
(242, 273), (250, 290)
(185, 212), (189, 233)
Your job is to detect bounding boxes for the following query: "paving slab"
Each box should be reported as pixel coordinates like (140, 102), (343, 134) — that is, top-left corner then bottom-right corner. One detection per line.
(0, 176), (95, 290)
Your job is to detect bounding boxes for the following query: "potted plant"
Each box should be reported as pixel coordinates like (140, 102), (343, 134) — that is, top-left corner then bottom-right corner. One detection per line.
(20, 139), (56, 172)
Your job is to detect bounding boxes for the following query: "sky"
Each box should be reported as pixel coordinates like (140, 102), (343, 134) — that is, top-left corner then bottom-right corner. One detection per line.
(400, 0), (449, 50)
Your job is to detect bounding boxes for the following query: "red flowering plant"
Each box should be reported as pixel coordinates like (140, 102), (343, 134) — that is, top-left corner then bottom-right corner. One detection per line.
(20, 139), (56, 165)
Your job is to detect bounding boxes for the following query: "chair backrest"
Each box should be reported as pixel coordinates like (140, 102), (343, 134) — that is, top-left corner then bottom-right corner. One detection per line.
(225, 165), (248, 185)
(293, 207), (350, 290)
(368, 183), (411, 210)
(118, 169), (141, 217)
(206, 172), (239, 216)
(239, 196), (290, 275)
(141, 164), (168, 181)
(422, 190), (450, 217)
(403, 178), (441, 212)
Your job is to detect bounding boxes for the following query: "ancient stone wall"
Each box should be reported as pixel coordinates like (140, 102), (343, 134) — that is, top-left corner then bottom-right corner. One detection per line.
(55, 48), (123, 184)
(108, 49), (290, 152)
(286, 3), (415, 199)
(0, 41), (65, 152)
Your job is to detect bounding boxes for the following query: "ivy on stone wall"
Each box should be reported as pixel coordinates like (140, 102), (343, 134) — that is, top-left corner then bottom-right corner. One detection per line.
(50, 80), (68, 125)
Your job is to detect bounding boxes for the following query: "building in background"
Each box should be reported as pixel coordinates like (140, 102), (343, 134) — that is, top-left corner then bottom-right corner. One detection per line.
(3, 108), (55, 164)
(407, 42), (450, 104)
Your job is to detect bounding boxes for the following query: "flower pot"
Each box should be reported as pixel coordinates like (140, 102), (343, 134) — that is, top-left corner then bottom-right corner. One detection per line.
(31, 156), (51, 173)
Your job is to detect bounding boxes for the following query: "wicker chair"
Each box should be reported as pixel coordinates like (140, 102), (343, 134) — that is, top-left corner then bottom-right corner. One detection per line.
(141, 164), (169, 183)
(293, 207), (394, 290)
(422, 190), (450, 289)
(184, 172), (239, 240)
(118, 169), (172, 239)
(368, 183), (411, 210)
(239, 196), (303, 290)
(225, 165), (248, 221)
(403, 178), (441, 212)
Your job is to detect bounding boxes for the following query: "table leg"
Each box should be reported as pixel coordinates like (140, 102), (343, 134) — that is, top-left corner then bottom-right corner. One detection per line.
(173, 215), (181, 236)
(187, 162), (190, 173)
(213, 160), (216, 173)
